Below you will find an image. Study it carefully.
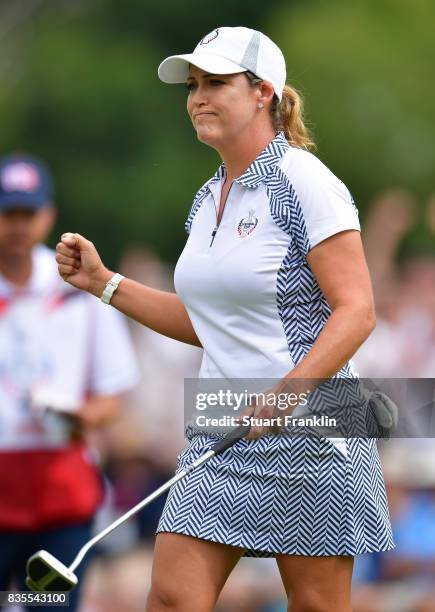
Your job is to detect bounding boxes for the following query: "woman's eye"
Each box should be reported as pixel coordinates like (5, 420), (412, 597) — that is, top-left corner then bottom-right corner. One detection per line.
(185, 79), (224, 91)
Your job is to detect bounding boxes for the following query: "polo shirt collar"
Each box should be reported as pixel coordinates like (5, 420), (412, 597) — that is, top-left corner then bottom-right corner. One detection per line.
(206, 132), (289, 192)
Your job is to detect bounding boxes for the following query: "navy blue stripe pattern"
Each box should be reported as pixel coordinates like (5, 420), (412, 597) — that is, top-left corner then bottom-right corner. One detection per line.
(160, 133), (394, 556)
(266, 163), (354, 375)
(185, 165), (225, 234)
(157, 433), (394, 556)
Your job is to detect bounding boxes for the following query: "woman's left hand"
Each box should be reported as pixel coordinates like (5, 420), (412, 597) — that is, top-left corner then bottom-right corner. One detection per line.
(237, 387), (283, 440)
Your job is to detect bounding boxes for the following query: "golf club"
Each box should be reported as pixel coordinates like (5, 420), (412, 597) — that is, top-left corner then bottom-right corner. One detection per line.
(26, 423), (251, 592)
(26, 389), (397, 592)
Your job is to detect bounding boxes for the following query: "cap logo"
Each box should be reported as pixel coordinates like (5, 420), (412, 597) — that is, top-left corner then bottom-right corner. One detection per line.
(1, 163), (40, 193)
(199, 29), (219, 45)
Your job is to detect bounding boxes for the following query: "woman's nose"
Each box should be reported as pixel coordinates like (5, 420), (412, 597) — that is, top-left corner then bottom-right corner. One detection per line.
(190, 85), (208, 106)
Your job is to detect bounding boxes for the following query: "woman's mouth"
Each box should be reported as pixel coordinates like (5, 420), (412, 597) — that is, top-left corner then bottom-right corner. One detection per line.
(194, 112), (216, 119)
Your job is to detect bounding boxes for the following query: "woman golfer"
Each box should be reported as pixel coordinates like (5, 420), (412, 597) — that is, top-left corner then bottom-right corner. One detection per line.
(56, 26), (394, 612)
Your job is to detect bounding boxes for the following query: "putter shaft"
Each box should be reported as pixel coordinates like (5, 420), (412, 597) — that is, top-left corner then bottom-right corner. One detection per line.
(69, 450), (215, 572)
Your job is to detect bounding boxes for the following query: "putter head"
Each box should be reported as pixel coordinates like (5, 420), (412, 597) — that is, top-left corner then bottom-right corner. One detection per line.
(26, 550), (78, 592)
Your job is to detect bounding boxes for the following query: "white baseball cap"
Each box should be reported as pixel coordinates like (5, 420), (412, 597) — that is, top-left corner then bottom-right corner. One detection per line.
(158, 26), (286, 101)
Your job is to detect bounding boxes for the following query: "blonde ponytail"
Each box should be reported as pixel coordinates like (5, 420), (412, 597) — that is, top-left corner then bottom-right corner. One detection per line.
(272, 85), (315, 150)
(245, 72), (315, 150)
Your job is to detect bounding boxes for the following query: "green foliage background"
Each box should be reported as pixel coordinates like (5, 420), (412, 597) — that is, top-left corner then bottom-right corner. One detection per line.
(1, 0), (433, 267)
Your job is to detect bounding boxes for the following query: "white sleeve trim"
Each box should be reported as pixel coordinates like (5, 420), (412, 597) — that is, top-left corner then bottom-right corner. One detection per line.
(309, 219), (361, 251)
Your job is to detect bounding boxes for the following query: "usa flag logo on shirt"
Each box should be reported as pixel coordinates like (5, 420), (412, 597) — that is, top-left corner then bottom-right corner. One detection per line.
(238, 209), (258, 237)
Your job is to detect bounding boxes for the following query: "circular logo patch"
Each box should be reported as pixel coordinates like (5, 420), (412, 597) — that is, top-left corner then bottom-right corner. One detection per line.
(199, 29), (219, 45)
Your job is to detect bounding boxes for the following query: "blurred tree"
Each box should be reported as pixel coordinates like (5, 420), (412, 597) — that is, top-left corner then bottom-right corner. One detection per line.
(0, 0), (433, 265)
(0, 0), (289, 265)
(99, 0), (291, 51)
(271, 0), (435, 221)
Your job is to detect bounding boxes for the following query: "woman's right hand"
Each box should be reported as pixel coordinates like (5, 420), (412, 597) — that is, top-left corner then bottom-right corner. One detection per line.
(55, 232), (113, 296)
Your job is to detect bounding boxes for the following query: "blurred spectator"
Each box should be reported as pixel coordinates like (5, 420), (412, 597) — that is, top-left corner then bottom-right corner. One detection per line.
(363, 188), (416, 316)
(355, 189), (435, 378)
(352, 189), (435, 611)
(355, 189), (435, 437)
(0, 153), (138, 611)
(353, 441), (435, 612)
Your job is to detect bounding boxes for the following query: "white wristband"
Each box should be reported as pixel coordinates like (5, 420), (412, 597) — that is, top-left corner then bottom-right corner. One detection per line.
(100, 273), (124, 305)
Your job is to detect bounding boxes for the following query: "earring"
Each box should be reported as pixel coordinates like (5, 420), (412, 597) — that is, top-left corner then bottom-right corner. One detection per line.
(257, 102), (264, 109)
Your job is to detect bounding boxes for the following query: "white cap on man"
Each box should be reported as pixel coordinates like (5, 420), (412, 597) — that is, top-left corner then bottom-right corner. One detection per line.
(158, 26), (286, 101)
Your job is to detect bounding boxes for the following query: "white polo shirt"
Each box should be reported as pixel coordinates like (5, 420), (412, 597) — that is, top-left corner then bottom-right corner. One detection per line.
(175, 132), (360, 380)
(0, 244), (139, 451)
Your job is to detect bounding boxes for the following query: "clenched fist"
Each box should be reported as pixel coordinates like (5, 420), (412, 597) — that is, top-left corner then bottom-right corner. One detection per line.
(55, 233), (113, 296)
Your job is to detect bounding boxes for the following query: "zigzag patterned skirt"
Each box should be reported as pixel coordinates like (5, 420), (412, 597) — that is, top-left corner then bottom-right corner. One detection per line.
(156, 433), (395, 557)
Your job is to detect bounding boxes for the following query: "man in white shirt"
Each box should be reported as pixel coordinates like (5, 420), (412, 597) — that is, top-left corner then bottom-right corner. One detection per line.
(0, 153), (138, 610)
